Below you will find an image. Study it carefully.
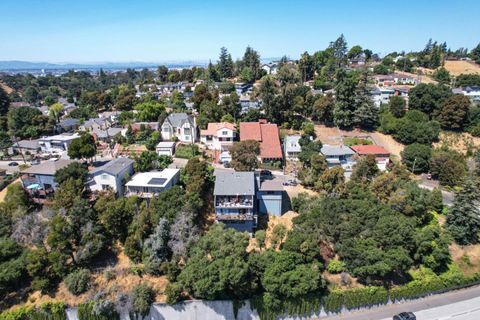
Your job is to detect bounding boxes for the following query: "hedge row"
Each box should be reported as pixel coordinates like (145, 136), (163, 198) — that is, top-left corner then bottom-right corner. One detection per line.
(0, 302), (66, 320)
(252, 269), (480, 320)
(77, 301), (119, 320)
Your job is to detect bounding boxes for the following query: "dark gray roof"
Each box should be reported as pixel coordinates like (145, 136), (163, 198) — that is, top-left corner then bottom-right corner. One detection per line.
(91, 157), (134, 176)
(214, 172), (255, 196)
(165, 113), (194, 128)
(22, 159), (74, 176)
(59, 118), (79, 127)
(321, 145), (355, 157)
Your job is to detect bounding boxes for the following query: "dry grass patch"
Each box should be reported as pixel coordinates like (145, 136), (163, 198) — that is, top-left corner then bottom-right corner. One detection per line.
(450, 243), (480, 276)
(0, 82), (14, 94)
(444, 60), (480, 76)
(435, 131), (480, 155)
(24, 246), (169, 308)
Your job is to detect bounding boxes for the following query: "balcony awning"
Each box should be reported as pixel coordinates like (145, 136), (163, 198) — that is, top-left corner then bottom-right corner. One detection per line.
(26, 183), (41, 190)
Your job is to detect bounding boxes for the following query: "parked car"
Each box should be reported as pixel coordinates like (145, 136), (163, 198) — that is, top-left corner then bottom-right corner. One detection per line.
(260, 170), (272, 177)
(8, 162), (19, 167)
(393, 312), (416, 320)
(283, 179), (298, 186)
(30, 159), (40, 165)
(223, 161), (231, 168)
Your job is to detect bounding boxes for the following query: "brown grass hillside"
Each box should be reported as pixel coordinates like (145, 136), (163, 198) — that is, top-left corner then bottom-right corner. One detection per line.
(444, 60), (480, 76)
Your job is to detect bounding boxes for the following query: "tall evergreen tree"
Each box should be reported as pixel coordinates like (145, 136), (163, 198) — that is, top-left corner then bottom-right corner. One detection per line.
(446, 179), (480, 245)
(333, 70), (356, 128)
(298, 51), (315, 82)
(329, 34), (348, 68)
(218, 47), (234, 79)
(242, 46), (261, 81)
(353, 71), (378, 129)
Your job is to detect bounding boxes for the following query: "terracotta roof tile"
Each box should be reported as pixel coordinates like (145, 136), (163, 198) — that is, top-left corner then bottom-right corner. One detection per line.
(240, 122), (262, 141)
(240, 122), (282, 160)
(350, 145), (390, 156)
(200, 122), (236, 136)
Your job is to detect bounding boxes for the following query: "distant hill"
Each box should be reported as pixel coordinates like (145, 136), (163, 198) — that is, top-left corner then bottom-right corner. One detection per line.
(0, 60), (208, 71)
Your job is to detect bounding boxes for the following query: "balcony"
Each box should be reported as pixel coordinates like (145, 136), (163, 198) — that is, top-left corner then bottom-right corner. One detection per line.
(215, 195), (254, 208)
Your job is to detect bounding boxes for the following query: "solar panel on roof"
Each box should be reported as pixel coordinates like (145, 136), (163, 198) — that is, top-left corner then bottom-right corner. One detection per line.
(148, 178), (167, 185)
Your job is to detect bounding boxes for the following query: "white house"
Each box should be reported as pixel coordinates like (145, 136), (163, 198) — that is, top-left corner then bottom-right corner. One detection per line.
(320, 145), (356, 172)
(200, 122), (236, 163)
(156, 141), (176, 156)
(370, 87), (395, 108)
(453, 86), (480, 102)
(125, 169), (180, 198)
(161, 113), (196, 143)
(284, 135), (302, 161)
(38, 133), (80, 154)
(88, 157), (135, 195)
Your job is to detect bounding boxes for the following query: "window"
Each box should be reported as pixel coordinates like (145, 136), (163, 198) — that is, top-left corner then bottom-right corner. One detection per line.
(184, 128), (191, 135)
(101, 174), (109, 180)
(222, 130), (228, 135)
(163, 126), (170, 133)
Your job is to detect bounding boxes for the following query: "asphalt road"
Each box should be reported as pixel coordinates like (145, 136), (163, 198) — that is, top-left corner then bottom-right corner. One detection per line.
(318, 284), (480, 320)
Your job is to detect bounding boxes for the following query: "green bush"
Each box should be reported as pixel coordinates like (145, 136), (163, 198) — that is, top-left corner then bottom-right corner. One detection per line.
(131, 283), (155, 316)
(64, 269), (91, 295)
(0, 302), (66, 320)
(78, 301), (119, 320)
(326, 259), (346, 274)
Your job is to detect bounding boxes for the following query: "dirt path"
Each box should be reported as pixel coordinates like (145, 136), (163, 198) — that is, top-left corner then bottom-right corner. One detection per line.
(0, 178), (21, 202)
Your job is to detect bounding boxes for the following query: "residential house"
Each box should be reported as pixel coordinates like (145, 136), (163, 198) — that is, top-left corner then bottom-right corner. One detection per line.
(161, 113), (196, 143)
(99, 111), (121, 123)
(374, 75), (395, 87)
(125, 169), (180, 198)
(284, 135), (302, 161)
(240, 121), (283, 162)
(88, 157), (134, 195)
(261, 63), (279, 75)
(20, 159), (74, 194)
(55, 118), (79, 133)
(156, 141), (176, 156)
(392, 73), (418, 86)
(350, 145), (390, 171)
(256, 176), (284, 216)
(58, 97), (77, 115)
(80, 118), (112, 132)
(453, 86), (480, 102)
(11, 139), (41, 155)
(235, 83), (252, 95)
(200, 122), (236, 163)
(239, 95), (260, 114)
(214, 171), (257, 233)
(370, 87), (395, 108)
(91, 127), (123, 143)
(320, 145), (356, 172)
(38, 133), (80, 154)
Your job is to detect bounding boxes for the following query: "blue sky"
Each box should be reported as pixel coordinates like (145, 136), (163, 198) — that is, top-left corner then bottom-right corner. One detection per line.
(0, 0), (479, 63)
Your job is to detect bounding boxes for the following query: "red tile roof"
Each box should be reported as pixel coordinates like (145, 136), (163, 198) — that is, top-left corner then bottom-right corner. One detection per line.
(200, 122), (236, 136)
(350, 145), (390, 156)
(240, 122), (262, 141)
(240, 122), (282, 160)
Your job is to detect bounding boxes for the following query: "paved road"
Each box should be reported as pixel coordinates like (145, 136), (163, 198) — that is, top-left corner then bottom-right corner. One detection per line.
(319, 284), (480, 320)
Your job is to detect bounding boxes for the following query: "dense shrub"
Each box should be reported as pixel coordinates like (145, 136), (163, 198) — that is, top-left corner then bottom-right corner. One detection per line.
(326, 259), (346, 274)
(0, 302), (66, 320)
(64, 269), (91, 295)
(131, 283), (155, 316)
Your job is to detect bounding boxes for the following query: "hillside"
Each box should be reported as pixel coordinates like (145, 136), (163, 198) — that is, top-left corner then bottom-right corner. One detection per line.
(443, 60), (480, 76)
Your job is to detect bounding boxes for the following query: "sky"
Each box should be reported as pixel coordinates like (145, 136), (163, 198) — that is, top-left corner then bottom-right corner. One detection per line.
(0, 0), (479, 63)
